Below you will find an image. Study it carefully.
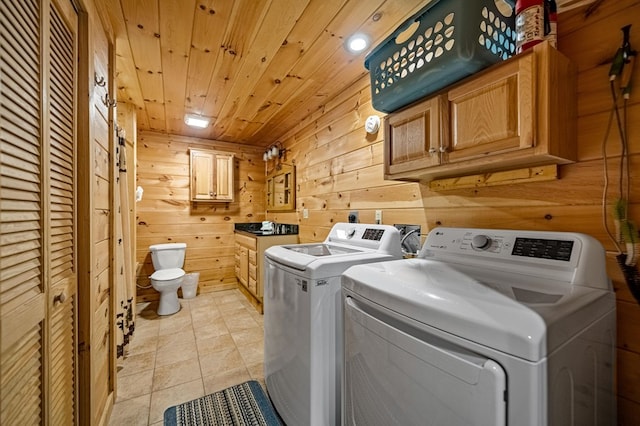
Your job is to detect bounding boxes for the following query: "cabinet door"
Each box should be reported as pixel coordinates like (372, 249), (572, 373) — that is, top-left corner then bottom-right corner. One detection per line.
(266, 176), (274, 208)
(234, 244), (241, 277)
(239, 246), (249, 287)
(190, 150), (215, 200)
(384, 95), (447, 177)
(249, 263), (257, 282)
(446, 52), (534, 164)
(214, 153), (234, 201)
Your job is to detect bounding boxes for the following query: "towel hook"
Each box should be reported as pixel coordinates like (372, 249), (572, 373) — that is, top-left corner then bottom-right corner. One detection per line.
(102, 93), (117, 108)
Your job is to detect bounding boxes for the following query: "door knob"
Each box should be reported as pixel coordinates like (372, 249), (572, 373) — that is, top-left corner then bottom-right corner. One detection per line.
(53, 292), (66, 305)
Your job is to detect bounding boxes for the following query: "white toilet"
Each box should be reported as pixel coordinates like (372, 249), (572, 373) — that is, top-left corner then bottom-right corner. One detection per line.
(149, 243), (187, 315)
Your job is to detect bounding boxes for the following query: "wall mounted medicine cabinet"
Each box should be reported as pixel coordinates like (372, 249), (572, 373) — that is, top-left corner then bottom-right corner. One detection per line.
(189, 148), (234, 202)
(266, 163), (296, 211)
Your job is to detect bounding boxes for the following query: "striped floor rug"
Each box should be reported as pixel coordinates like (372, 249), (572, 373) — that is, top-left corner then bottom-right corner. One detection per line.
(164, 380), (282, 426)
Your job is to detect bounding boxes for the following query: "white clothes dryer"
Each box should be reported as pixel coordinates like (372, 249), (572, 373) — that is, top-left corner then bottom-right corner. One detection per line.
(264, 223), (402, 426)
(342, 227), (616, 426)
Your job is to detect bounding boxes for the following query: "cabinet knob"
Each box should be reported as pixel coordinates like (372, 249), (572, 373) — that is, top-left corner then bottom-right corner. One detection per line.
(428, 147), (437, 154)
(53, 292), (66, 305)
(439, 146), (448, 153)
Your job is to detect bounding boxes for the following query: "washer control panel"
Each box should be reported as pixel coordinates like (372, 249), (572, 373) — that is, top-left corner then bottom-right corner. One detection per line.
(326, 223), (402, 255)
(421, 227), (582, 266)
(419, 227), (609, 289)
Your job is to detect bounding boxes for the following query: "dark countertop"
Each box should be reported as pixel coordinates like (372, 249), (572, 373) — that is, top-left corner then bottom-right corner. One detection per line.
(234, 222), (299, 237)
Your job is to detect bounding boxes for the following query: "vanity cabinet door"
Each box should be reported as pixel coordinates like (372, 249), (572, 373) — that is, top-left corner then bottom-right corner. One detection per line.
(234, 245), (241, 278)
(238, 245), (249, 287)
(248, 249), (258, 295)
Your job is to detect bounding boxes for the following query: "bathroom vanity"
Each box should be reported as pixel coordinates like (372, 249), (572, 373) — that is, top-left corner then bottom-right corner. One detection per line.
(234, 223), (299, 312)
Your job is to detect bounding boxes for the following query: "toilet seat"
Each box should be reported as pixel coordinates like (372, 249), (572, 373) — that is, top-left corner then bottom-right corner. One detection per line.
(151, 268), (185, 281)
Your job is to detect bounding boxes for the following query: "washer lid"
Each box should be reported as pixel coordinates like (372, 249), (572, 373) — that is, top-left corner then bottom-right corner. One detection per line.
(342, 258), (615, 362)
(284, 243), (361, 257)
(263, 223), (402, 276)
(151, 268), (185, 281)
(265, 243), (403, 278)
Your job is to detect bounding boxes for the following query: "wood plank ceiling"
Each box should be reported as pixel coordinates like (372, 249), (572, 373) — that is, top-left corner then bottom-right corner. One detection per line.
(99, 0), (589, 147)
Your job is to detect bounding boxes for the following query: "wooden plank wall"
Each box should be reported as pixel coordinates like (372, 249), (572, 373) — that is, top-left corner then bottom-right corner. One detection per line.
(268, 2), (640, 421)
(135, 132), (265, 300)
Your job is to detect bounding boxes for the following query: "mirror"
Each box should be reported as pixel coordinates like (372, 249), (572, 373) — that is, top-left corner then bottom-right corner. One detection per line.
(266, 164), (295, 211)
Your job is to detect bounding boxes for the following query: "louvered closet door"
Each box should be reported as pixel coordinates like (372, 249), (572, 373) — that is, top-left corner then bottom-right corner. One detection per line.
(0, 0), (46, 423)
(47, 0), (78, 424)
(0, 0), (78, 424)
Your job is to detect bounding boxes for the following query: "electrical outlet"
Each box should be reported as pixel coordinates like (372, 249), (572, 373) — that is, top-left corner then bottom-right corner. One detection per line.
(348, 211), (359, 223)
(375, 210), (382, 224)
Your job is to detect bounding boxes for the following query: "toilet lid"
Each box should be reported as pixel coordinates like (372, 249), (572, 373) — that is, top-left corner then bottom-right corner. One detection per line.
(151, 268), (185, 281)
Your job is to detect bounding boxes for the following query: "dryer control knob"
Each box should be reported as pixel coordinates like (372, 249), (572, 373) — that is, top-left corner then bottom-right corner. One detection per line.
(471, 235), (491, 250)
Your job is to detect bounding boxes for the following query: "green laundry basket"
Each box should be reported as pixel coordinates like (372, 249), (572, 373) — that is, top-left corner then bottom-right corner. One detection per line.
(365, 0), (517, 113)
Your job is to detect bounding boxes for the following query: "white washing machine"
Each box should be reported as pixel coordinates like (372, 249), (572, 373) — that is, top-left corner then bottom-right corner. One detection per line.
(264, 223), (402, 426)
(342, 227), (616, 426)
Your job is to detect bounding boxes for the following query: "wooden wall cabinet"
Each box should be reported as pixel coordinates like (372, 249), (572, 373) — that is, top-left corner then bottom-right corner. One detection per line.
(234, 232), (298, 312)
(190, 148), (234, 202)
(384, 42), (576, 182)
(266, 163), (296, 211)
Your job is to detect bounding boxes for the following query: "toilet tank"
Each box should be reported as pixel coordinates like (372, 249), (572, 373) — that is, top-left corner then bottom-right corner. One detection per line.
(149, 243), (187, 270)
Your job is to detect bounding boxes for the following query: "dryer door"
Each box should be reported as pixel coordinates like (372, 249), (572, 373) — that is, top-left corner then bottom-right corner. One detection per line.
(344, 295), (507, 426)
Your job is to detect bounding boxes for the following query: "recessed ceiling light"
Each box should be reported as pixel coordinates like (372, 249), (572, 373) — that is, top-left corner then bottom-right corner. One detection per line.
(345, 33), (370, 53)
(184, 114), (210, 128)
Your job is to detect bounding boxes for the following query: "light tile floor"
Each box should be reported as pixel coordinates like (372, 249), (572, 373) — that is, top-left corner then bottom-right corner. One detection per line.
(108, 289), (265, 426)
